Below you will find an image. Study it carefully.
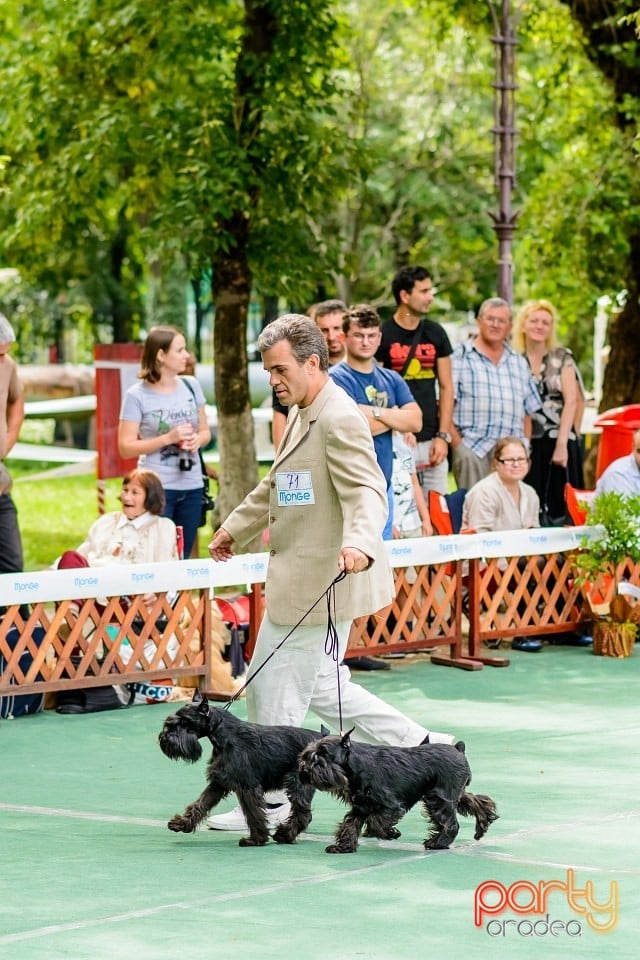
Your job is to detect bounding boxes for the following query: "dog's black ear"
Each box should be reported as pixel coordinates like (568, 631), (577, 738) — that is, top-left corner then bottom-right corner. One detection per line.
(197, 694), (210, 714)
(340, 727), (355, 748)
(320, 724), (331, 738)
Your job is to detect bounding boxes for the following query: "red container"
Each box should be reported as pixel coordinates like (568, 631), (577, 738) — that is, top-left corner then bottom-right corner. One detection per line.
(593, 404), (640, 479)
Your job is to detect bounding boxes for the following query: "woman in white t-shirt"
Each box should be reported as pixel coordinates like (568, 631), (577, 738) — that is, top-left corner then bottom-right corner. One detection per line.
(118, 326), (210, 557)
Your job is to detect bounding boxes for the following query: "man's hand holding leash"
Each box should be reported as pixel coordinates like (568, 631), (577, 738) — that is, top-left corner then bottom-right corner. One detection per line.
(338, 547), (369, 574)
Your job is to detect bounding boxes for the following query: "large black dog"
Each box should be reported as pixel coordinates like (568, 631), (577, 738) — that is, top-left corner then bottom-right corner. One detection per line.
(298, 731), (498, 853)
(158, 692), (320, 847)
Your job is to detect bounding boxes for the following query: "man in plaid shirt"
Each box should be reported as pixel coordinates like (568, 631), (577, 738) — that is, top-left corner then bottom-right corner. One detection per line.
(451, 298), (541, 490)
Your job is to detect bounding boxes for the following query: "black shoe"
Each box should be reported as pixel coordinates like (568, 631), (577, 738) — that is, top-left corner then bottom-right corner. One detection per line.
(511, 638), (543, 653)
(549, 633), (593, 647)
(346, 656), (391, 671)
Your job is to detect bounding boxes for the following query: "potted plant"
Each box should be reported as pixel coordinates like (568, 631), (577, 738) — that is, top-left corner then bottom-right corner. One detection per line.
(574, 491), (640, 657)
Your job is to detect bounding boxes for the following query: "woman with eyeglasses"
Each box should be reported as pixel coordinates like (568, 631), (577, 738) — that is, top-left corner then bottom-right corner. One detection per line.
(462, 437), (543, 652)
(512, 300), (585, 524)
(462, 437), (539, 534)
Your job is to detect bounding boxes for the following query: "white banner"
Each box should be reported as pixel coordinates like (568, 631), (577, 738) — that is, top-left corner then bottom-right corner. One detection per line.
(0, 526), (602, 606)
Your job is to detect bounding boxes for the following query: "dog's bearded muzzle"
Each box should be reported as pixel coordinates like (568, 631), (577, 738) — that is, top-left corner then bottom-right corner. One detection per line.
(298, 749), (349, 790)
(158, 718), (203, 763)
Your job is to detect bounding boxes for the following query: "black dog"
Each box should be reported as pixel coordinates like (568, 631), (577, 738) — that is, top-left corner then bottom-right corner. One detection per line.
(298, 731), (498, 853)
(158, 692), (320, 847)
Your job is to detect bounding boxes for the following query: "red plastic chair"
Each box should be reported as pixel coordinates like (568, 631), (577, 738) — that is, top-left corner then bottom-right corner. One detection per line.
(428, 489), (468, 536)
(564, 484), (596, 526)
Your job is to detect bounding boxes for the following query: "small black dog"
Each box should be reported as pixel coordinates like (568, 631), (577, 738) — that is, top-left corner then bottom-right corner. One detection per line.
(158, 692), (320, 847)
(298, 731), (498, 853)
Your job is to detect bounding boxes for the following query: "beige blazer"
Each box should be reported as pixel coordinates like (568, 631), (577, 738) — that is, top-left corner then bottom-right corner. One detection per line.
(222, 378), (394, 625)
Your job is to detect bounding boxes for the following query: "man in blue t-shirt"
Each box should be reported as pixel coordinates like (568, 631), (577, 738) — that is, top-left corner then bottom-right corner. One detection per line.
(330, 304), (422, 539)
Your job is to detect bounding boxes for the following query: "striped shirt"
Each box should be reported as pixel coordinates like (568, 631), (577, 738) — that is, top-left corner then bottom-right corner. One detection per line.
(451, 338), (541, 456)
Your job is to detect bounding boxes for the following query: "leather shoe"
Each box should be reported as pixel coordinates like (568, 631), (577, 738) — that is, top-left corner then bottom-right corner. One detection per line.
(549, 633), (593, 646)
(346, 656), (390, 671)
(511, 638), (543, 653)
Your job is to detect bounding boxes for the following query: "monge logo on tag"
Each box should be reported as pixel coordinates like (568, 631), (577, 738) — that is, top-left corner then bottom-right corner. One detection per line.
(474, 869), (619, 937)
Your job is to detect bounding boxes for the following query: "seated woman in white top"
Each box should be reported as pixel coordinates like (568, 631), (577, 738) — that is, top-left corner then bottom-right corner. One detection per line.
(57, 468), (178, 637)
(462, 437), (542, 653)
(462, 436), (539, 533)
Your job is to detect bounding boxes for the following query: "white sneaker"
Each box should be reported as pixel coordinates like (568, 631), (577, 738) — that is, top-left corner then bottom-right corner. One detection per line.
(425, 731), (456, 745)
(206, 801), (291, 832)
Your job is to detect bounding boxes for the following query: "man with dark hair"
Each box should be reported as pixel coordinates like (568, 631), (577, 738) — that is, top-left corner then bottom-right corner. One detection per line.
(207, 314), (452, 832)
(378, 266), (454, 496)
(311, 299), (347, 365)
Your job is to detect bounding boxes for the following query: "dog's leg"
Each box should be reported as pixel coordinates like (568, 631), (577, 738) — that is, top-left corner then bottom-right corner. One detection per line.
(458, 792), (499, 840)
(422, 793), (460, 850)
(363, 811), (402, 841)
(236, 789), (270, 847)
(326, 810), (366, 854)
(272, 782), (315, 845)
(168, 781), (228, 833)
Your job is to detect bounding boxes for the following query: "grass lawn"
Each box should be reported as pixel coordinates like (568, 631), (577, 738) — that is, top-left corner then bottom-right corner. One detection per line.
(10, 459), (271, 571)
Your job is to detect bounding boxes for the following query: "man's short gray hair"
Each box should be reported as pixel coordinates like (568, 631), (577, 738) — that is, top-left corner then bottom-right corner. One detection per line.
(258, 314), (329, 372)
(0, 313), (16, 344)
(477, 297), (511, 321)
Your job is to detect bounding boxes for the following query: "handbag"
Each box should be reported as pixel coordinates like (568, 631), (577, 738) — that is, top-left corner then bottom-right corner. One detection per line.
(540, 467), (568, 527)
(182, 376), (216, 527)
(0, 625), (46, 719)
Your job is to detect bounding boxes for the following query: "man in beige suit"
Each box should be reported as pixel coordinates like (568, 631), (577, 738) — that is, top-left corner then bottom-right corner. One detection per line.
(207, 315), (453, 831)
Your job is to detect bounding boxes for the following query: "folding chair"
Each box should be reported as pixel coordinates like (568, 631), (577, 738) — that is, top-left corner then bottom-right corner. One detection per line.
(564, 483), (596, 526)
(427, 488), (468, 536)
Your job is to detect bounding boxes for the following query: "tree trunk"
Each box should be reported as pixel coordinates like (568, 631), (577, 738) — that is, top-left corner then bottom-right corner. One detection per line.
(212, 212), (260, 541)
(560, 1), (640, 413)
(600, 232), (640, 411)
(208, 0), (278, 541)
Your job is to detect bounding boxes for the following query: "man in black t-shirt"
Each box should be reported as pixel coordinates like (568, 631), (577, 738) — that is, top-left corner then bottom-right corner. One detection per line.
(377, 267), (453, 495)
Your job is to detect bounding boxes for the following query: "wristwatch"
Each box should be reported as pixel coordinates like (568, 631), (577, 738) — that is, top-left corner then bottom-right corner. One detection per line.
(372, 407), (382, 420)
(435, 431), (452, 443)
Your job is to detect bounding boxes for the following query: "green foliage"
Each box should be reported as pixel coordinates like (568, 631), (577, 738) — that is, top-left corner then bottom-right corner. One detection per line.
(513, 2), (639, 380)
(576, 491), (640, 583)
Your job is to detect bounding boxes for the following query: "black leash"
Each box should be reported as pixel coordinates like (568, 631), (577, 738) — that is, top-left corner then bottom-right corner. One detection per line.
(323, 569), (344, 733)
(223, 569), (348, 710)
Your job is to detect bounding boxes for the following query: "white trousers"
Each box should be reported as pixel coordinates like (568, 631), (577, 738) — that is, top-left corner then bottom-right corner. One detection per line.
(246, 614), (428, 747)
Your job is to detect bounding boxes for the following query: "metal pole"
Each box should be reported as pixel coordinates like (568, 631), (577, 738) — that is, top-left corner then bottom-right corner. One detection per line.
(488, 0), (520, 305)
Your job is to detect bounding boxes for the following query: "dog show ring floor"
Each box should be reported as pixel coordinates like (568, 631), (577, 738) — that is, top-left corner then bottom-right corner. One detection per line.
(1, 645), (639, 960)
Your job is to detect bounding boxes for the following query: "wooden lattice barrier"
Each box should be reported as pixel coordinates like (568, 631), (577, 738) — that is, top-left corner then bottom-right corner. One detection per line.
(2, 529), (635, 701)
(0, 589), (212, 697)
(346, 560), (478, 670)
(465, 551), (640, 665)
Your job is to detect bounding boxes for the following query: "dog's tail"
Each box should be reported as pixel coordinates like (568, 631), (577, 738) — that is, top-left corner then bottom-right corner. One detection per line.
(457, 792), (499, 841)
